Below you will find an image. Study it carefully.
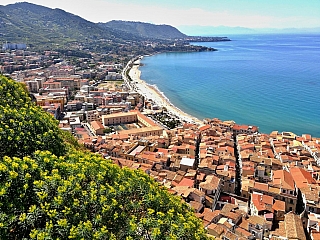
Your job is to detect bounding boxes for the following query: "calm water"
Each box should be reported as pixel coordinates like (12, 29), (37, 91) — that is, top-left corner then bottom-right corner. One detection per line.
(140, 34), (320, 137)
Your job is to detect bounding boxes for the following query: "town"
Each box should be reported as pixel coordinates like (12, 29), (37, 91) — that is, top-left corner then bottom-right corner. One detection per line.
(1, 44), (320, 240)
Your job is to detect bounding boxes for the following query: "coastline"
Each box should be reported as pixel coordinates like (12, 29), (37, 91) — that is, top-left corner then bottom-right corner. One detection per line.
(128, 60), (203, 125)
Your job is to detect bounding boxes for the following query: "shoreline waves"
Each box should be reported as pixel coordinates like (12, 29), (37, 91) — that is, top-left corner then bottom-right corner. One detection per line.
(137, 34), (320, 137)
(128, 62), (203, 125)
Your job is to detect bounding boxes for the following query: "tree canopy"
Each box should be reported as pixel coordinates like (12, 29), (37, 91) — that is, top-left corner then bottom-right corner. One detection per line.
(0, 151), (207, 239)
(0, 74), (210, 239)
(0, 76), (66, 158)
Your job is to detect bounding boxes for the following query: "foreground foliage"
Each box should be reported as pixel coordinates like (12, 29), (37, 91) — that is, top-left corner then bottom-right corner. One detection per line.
(0, 74), (209, 239)
(0, 151), (207, 239)
(0, 76), (66, 158)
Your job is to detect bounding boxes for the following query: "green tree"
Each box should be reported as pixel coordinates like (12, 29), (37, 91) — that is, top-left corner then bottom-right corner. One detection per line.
(0, 76), (66, 158)
(0, 151), (208, 239)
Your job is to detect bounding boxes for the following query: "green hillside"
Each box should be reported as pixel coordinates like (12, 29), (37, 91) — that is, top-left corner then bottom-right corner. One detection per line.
(0, 2), (186, 50)
(0, 2), (145, 48)
(0, 74), (210, 239)
(100, 20), (187, 40)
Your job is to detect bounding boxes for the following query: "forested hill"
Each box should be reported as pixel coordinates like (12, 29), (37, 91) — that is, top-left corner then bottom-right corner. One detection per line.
(0, 2), (138, 46)
(0, 2), (187, 49)
(99, 20), (187, 40)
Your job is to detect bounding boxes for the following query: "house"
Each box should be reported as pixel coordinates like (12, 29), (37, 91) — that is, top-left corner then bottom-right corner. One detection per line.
(271, 170), (297, 212)
(199, 174), (222, 210)
(207, 223), (225, 238)
(202, 208), (221, 226)
(189, 189), (206, 203)
(176, 177), (194, 188)
(247, 215), (271, 240)
(232, 124), (259, 135)
(89, 120), (105, 135)
(250, 192), (273, 217)
(189, 201), (203, 213)
(270, 212), (306, 240)
(235, 227), (255, 239)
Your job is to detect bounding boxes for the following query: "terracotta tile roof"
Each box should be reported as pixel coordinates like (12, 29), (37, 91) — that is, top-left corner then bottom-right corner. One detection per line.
(285, 212), (306, 240)
(222, 221), (233, 231)
(247, 215), (267, 226)
(252, 193), (274, 212)
(220, 203), (237, 216)
(268, 186), (281, 194)
(177, 178), (194, 187)
(271, 221), (286, 238)
(207, 223), (224, 236)
(222, 231), (238, 240)
(189, 201), (203, 212)
(199, 124), (211, 132)
(290, 167), (316, 189)
(254, 182), (269, 192)
(311, 230), (320, 240)
(171, 186), (193, 198)
(235, 227), (253, 238)
(227, 212), (241, 222)
(192, 188), (206, 197)
(272, 170), (295, 190)
(301, 187), (319, 202)
(272, 200), (285, 212)
(197, 172), (206, 181)
(199, 182), (219, 191)
(90, 120), (104, 130)
(202, 209), (220, 222)
(238, 217), (249, 230)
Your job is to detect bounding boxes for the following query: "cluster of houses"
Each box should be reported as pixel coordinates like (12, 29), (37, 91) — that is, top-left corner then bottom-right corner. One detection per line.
(1, 49), (146, 128)
(2, 49), (320, 239)
(76, 113), (320, 240)
(0, 49), (48, 73)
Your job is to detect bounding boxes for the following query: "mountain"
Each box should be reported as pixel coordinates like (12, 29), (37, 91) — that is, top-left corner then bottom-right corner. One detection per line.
(99, 20), (187, 40)
(0, 2), (185, 50)
(0, 2), (189, 44)
(0, 2), (117, 45)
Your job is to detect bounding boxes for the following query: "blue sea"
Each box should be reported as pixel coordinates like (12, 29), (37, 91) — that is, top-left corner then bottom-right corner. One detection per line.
(140, 34), (320, 137)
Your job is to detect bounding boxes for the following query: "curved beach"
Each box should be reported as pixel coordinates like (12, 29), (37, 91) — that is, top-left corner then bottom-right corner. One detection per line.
(128, 62), (203, 125)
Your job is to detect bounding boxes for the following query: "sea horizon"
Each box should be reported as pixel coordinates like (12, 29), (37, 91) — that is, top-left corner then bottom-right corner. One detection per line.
(140, 33), (320, 137)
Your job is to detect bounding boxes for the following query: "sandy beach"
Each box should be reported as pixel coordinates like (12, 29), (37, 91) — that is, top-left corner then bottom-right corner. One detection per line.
(128, 61), (203, 125)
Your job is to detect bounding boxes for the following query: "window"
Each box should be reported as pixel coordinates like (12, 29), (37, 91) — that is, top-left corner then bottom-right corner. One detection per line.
(289, 199), (293, 204)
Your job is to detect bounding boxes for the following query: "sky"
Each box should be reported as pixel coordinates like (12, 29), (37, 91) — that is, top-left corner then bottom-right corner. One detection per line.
(1, 0), (320, 31)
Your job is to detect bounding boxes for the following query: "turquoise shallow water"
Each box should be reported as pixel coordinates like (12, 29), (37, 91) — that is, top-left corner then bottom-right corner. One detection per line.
(140, 34), (320, 137)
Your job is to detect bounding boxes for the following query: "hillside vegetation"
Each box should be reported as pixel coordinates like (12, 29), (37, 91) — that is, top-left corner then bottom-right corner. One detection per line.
(99, 20), (187, 40)
(0, 75), (209, 239)
(0, 2), (187, 49)
(0, 2), (122, 45)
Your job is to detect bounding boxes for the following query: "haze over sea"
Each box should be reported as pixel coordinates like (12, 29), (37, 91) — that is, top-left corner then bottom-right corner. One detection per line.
(140, 34), (320, 137)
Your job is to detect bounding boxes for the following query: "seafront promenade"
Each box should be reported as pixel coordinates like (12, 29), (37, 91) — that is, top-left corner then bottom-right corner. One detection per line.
(127, 59), (203, 125)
